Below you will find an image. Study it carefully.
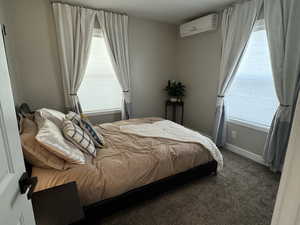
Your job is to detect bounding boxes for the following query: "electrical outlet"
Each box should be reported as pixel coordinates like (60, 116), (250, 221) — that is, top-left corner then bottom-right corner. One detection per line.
(231, 130), (237, 139)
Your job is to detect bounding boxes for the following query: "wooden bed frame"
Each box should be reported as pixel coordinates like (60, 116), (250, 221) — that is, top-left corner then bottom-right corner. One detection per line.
(17, 103), (218, 218)
(83, 160), (217, 217)
(24, 159), (217, 214)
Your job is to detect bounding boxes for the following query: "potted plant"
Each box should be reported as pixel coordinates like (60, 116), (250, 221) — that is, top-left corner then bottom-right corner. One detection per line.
(165, 80), (186, 102)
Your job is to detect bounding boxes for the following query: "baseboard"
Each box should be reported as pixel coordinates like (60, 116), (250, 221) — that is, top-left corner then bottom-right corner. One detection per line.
(195, 132), (266, 166)
(225, 143), (267, 166)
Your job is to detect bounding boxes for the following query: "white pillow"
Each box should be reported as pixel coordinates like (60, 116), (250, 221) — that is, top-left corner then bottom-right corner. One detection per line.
(20, 118), (68, 170)
(35, 108), (65, 129)
(35, 118), (85, 164)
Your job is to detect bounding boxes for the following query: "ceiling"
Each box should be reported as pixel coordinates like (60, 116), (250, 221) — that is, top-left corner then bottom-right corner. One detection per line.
(57, 0), (236, 24)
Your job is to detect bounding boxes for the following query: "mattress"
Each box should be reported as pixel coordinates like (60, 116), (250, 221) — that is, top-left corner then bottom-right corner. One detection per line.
(32, 118), (218, 206)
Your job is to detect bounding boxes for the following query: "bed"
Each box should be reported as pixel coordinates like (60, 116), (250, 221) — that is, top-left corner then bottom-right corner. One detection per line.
(18, 106), (222, 211)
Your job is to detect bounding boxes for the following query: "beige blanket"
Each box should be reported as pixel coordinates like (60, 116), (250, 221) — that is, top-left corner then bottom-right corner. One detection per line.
(32, 118), (220, 206)
(119, 120), (223, 170)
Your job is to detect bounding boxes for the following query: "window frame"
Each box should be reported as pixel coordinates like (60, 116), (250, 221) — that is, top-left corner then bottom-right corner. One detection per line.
(79, 28), (122, 115)
(227, 19), (276, 132)
(83, 109), (121, 117)
(228, 118), (270, 133)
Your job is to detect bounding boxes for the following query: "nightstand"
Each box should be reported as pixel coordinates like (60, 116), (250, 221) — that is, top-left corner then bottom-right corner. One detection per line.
(31, 182), (84, 225)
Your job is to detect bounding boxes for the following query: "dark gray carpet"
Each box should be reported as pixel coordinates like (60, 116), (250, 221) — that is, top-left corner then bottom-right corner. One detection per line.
(86, 150), (280, 225)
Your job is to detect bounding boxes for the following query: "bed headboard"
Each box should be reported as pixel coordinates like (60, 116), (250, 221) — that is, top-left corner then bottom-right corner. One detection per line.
(16, 103), (33, 126)
(16, 103), (34, 176)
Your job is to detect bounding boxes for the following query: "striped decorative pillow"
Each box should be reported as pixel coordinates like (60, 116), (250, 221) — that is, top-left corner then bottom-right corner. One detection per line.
(65, 111), (81, 126)
(81, 118), (105, 148)
(66, 112), (105, 148)
(62, 119), (96, 157)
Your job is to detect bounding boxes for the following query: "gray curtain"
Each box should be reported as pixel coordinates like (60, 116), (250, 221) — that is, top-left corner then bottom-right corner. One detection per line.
(52, 3), (96, 114)
(96, 11), (132, 120)
(212, 0), (263, 147)
(263, 0), (300, 172)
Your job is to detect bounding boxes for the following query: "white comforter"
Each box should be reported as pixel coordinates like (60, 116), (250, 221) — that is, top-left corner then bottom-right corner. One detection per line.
(120, 120), (223, 170)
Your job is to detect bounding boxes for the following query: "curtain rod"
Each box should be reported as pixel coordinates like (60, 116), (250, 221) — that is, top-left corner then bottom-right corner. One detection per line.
(50, 0), (255, 23)
(183, 0), (248, 23)
(50, 0), (127, 16)
(216, 0), (257, 12)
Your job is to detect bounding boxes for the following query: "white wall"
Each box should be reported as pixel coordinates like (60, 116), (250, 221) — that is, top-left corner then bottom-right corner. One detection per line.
(270, 95), (300, 225)
(4, 0), (64, 109)
(0, 0), (23, 105)
(130, 17), (177, 118)
(176, 29), (221, 135)
(0, 0), (5, 23)
(227, 122), (268, 156)
(3, 0), (177, 124)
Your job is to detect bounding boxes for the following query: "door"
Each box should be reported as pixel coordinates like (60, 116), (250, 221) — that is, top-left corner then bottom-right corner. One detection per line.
(0, 25), (36, 225)
(271, 95), (300, 225)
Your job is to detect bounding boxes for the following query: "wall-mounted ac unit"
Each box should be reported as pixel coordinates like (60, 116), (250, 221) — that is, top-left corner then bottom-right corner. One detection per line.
(180, 14), (218, 38)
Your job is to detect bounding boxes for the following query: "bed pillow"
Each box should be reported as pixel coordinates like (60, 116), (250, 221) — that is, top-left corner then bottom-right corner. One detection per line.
(35, 117), (86, 164)
(65, 111), (81, 126)
(81, 119), (105, 148)
(66, 112), (105, 148)
(35, 108), (65, 129)
(62, 119), (96, 157)
(20, 118), (67, 170)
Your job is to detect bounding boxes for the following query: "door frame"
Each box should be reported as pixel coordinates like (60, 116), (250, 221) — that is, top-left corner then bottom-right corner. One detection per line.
(271, 97), (300, 225)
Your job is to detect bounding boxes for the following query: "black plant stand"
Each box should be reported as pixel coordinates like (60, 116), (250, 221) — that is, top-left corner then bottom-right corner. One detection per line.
(165, 100), (184, 125)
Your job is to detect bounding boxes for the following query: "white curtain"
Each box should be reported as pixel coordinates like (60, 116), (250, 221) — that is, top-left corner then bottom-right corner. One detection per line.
(212, 0), (263, 147)
(96, 11), (132, 120)
(52, 3), (96, 114)
(263, 0), (300, 172)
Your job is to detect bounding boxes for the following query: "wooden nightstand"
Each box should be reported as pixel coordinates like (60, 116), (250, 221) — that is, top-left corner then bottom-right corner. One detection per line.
(31, 182), (84, 225)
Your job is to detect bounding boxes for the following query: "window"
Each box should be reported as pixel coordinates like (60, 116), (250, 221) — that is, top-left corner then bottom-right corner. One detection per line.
(78, 29), (122, 113)
(226, 20), (279, 128)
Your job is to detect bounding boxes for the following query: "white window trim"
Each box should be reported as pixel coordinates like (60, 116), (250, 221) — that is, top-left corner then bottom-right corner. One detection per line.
(253, 19), (265, 32)
(228, 118), (270, 133)
(83, 108), (121, 117)
(93, 28), (103, 37)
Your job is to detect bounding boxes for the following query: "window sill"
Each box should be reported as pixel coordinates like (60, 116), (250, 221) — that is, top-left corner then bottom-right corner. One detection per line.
(83, 109), (121, 117)
(228, 118), (270, 133)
